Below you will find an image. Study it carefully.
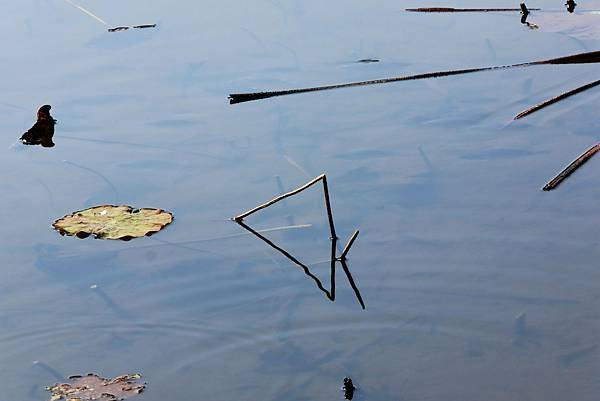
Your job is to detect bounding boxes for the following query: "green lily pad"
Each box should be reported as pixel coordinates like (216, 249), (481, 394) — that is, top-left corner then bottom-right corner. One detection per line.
(47, 373), (145, 401)
(53, 205), (173, 240)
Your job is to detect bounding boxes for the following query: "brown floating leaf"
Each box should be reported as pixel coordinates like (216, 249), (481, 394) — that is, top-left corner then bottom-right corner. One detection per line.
(543, 144), (600, 191)
(47, 373), (145, 401)
(53, 205), (173, 240)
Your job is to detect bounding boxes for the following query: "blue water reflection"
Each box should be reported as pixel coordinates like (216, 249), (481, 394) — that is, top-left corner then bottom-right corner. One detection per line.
(1, 1), (600, 400)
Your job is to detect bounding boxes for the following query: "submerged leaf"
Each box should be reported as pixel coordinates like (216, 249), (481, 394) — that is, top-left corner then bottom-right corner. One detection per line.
(53, 205), (173, 240)
(46, 373), (145, 401)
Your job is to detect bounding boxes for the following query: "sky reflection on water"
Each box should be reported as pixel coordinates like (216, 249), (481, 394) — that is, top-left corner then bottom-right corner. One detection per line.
(1, 1), (600, 400)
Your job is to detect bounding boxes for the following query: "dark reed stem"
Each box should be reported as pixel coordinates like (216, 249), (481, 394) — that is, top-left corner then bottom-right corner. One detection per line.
(340, 258), (366, 309)
(235, 220), (334, 300)
(543, 144), (600, 191)
(340, 230), (360, 260)
(321, 175), (338, 240)
(229, 50), (600, 104)
(406, 7), (540, 12)
(514, 79), (600, 120)
(234, 174), (325, 221)
(330, 236), (337, 302)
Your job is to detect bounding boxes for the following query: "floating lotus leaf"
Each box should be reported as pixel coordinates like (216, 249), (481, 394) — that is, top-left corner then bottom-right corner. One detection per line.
(53, 205), (173, 240)
(47, 373), (145, 401)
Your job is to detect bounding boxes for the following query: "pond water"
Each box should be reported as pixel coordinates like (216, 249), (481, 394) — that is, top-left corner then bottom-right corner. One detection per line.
(1, 1), (600, 400)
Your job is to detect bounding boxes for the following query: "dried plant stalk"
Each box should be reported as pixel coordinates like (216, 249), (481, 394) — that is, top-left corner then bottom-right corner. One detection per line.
(543, 144), (600, 191)
(229, 50), (600, 104)
(514, 79), (600, 120)
(406, 7), (539, 12)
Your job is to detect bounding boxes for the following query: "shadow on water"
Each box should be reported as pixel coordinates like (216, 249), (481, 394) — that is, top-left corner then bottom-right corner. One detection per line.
(20, 105), (56, 148)
(235, 220), (365, 309)
(233, 174), (365, 309)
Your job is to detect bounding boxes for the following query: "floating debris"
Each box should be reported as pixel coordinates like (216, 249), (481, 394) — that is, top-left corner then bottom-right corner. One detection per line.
(566, 0), (577, 13)
(47, 373), (145, 401)
(233, 174), (364, 308)
(133, 24), (157, 29)
(514, 79), (600, 120)
(543, 144), (600, 191)
(406, 7), (540, 12)
(108, 24), (157, 32)
(342, 377), (356, 400)
(357, 58), (380, 63)
(229, 50), (600, 104)
(53, 205), (173, 240)
(20, 105), (56, 148)
(108, 26), (129, 32)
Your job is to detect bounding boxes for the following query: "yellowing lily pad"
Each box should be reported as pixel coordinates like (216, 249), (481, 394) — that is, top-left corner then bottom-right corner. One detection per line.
(53, 205), (173, 240)
(47, 373), (145, 401)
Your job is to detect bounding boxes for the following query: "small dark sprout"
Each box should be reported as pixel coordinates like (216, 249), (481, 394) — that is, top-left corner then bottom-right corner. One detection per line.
(343, 377), (356, 400)
(566, 0), (577, 12)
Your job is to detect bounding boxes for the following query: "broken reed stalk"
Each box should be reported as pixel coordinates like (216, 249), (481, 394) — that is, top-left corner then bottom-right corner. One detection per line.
(514, 79), (600, 120)
(340, 230), (360, 260)
(235, 220), (334, 299)
(234, 174), (325, 221)
(406, 7), (540, 12)
(321, 175), (338, 240)
(229, 50), (600, 104)
(340, 258), (366, 309)
(543, 144), (600, 191)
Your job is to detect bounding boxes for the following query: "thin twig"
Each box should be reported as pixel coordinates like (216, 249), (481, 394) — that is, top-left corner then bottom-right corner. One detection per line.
(234, 174), (325, 221)
(229, 50), (600, 104)
(406, 7), (540, 12)
(543, 144), (600, 191)
(340, 230), (360, 260)
(514, 79), (600, 120)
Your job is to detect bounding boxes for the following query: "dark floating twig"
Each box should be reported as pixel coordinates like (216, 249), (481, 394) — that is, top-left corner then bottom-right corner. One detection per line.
(108, 24), (157, 32)
(514, 79), (600, 120)
(133, 24), (157, 29)
(108, 26), (129, 32)
(233, 175), (364, 308)
(229, 50), (600, 104)
(406, 7), (540, 12)
(543, 144), (600, 191)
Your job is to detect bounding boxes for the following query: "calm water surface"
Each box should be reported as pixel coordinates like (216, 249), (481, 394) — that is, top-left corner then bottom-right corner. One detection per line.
(1, 1), (600, 400)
